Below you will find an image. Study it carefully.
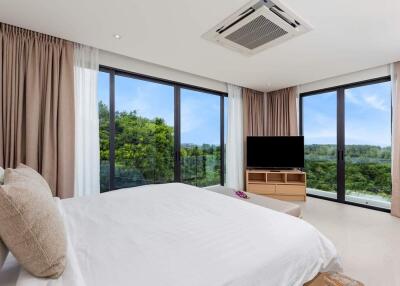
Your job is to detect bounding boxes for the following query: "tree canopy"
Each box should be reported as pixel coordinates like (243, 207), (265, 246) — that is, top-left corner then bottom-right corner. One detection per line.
(99, 101), (221, 192)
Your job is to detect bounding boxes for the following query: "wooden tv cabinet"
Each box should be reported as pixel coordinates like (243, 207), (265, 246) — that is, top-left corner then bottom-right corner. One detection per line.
(246, 169), (306, 201)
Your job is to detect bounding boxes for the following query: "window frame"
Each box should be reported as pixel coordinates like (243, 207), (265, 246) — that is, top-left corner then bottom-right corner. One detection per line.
(299, 76), (391, 212)
(99, 65), (228, 191)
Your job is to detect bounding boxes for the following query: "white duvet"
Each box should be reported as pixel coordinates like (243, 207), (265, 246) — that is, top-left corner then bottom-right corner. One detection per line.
(16, 183), (341, 286)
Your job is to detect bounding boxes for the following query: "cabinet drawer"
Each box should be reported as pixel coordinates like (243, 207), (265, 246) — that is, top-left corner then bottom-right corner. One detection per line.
(276, 185), (305, 195)
(247, 184), (275, 195)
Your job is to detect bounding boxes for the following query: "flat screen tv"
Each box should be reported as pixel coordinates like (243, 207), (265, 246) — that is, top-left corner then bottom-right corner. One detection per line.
(247, 136), (304, 169)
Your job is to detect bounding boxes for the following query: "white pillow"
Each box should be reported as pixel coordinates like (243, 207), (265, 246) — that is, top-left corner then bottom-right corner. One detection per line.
(0, 167), (4, 184)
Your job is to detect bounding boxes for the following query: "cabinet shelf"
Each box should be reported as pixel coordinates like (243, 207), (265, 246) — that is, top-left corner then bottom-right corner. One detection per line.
(246, 169), (306, 201)
(287, 173), (306, 184)
(248, 172), (266, 184)
(267, 173), (285, 183)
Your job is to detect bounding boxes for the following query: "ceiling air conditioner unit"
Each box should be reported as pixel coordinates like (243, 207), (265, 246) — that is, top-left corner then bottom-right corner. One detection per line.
(202, 0), (312, 55)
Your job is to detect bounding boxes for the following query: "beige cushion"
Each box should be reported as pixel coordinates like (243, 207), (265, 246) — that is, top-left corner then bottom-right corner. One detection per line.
(0, 164), (66, 278)
(5, 164), (52, 195)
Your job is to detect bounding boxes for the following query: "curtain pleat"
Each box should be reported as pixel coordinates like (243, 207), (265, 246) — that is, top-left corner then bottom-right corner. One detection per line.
(391, 62), (400, 217)
(226, 84), (244, 190)
(243, 88), (266, 137)
(243, 86), (298, 137)
(242, 88), (266, 190)
(73, 44), (100, 197)
(0, 23), (75, 198)
(266, 87), (298, 136)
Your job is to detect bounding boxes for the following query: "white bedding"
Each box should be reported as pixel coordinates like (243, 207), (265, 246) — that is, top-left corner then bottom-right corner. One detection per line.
(15, 183), (341, 286)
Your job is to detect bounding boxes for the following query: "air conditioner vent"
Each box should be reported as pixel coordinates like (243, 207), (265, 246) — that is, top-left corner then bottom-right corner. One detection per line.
(202, 0), (312, 55)
(225, 15), (288, 50)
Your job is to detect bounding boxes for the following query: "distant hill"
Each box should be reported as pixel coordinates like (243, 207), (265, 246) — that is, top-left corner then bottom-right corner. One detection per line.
(305, 144), (391, 199)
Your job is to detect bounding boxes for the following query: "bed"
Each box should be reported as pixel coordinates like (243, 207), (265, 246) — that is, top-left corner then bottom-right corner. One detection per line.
(2, 183), (341, 286)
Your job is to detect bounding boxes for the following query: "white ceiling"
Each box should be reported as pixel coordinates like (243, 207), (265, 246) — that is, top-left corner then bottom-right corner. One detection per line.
(0, 0), (400, 91)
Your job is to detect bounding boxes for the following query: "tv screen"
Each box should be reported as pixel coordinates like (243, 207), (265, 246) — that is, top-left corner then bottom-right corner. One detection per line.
(247, 136), (304, 169)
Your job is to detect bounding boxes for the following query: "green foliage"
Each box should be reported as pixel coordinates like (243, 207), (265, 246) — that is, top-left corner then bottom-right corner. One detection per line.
(114, 109), (175, 187)
(305, 144), (391, 199)
(99, 101), (220, 192)
(100, 102), (391, 199)
(99, 101), (110, 161)
(305, 160), (337, 192)
(181, 144), (221, 187)
(345, 162), (391, 197)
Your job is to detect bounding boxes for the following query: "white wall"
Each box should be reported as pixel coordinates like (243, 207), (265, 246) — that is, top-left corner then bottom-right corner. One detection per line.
(299, 64), (391, 94)
(99, 49), (390, 95)
(99, 50), (227, 93)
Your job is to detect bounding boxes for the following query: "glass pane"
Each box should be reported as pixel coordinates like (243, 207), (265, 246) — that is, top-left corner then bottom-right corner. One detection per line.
(345, 81), (391, 209)
(181, 89), (221, 187)
(98, 71), (110, 193)
(302, 92), (337, 199)
(114, 75), (174, 189)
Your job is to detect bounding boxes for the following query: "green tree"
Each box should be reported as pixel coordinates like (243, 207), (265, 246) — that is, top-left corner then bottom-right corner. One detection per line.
(99, 101), (221, 192)
(305, 144), (391, 200)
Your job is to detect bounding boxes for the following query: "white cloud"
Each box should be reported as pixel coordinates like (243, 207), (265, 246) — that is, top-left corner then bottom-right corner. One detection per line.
(303, 87), (391, 147)
(346, 90), (389, 112)
(115, 85), (174, 126)
(363, 94), (388, 111)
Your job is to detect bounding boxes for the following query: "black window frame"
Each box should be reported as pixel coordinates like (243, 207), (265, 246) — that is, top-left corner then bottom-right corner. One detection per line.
(300, 76), (391, 213)
(99, 65), (227, 191)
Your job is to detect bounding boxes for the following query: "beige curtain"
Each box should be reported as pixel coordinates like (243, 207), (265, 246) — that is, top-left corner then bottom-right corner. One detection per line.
(242, 88), (266, 189)
(243, 87), (298, 137)
(0, 23), (75, 198)
(242, 87), (299, 190)
(391, 62), (400, 217)
(243, 88), (267, 136)
(265, 87), (298, 136)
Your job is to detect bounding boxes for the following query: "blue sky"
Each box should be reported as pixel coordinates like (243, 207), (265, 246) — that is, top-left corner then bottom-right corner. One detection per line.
(98, 72), (223, 145)
(303, 81), (391, 147)
(99, 72), (391, 147)
(98, 72), (109, 107)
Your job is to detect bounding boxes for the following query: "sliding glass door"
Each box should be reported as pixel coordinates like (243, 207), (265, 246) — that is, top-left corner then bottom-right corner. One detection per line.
(301, 77), (392, 210)
(113, 75), (175, 189)
(98, 67), (226, 192)
(344, 81), (392, 209)
(302, 91), (337, 199)
(180, 88), (222, 187)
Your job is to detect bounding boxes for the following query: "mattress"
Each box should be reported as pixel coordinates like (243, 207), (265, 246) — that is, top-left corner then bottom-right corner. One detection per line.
(13, 183), (341, 286)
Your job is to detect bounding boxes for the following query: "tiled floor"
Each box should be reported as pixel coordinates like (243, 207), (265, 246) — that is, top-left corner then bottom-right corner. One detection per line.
(295, 197), (400, 286)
